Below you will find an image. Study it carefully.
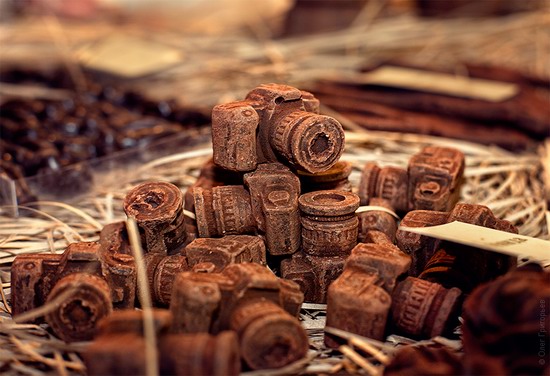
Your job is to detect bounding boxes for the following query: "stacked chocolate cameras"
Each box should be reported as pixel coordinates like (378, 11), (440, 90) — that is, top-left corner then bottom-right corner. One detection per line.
(11, 84), (546, 375)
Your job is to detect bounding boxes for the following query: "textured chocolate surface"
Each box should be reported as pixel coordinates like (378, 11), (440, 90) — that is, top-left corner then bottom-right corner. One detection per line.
(11, 241), (136, 341)
(212, 83), (344, 173)
(462, 267), (550, 375)
(86, 309), (241, 376)
(170, 263), (307, 370)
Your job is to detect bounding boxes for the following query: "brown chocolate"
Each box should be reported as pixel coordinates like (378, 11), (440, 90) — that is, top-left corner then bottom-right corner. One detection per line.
(391, 277), (462, 339)
(299, 190), (360, 257)
(124, 181), (187, 255)
(297, 160), (352, 193)
(185, 235), (266, 272)
(11, 241), (136, 341)
(397, 203), (517, 290)
(462, 267), (550, 375)
(193, 185), (256, 237)
(193, 163), (301, 257)
(183, 158), (243, 212)
(170, 263), (307, 370)
(0, 67), (210, 204)
(212, 83), (344, 173)
(358, 197), (398, 243)
(358, 146), (464, 213)
(407, 146), (464, 212)
(280, 252), (347, 304)
(151, 255), (189, 306)
(325, 243), (410, 345)
(85, 309), (240, 376)
(244, 163), (301, 256)
(384, 345), (463, 376)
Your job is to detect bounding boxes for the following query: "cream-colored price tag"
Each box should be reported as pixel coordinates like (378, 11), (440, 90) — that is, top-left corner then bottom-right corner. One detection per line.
(78, 35), (183, 78)
(349, 66), (519, 102)
(399, 221), (550, 266)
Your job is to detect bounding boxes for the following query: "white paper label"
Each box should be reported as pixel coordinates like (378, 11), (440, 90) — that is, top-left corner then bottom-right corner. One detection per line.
(399, 221), (550, 266)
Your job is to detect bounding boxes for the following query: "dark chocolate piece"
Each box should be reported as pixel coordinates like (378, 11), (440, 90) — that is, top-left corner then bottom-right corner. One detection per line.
(11, 241), (136, 342)
(212, 84), (344, 173)
(85, 309), (241, 376)
(462, 268), (550, 375)
(170, 263), (307, 370)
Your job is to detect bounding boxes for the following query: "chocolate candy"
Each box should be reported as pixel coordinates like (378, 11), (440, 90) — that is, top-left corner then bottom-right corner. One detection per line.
(143, 235), (267, 306)
(391, 277), (462, 339)
(212, 83), (344, 173)
(243, 163), (302, 255)
(193, 163), (301, 256)
(11, 241), (136, 342)
(85, 309), (241, 376)
(462, 267), (550, 375)
(384, 345), (463, 376)
(397, 203), (517, 291)
(297, 160), (352, 193)
(185, 235), (266, 272)
(0, 67), (209, 202)
(280, 190), (359, 303)
(299, 190), (360, 257)
(325, 243), (410, 345)
(358, 146), (464, 213)
(193, 185), (256, 237)
(358, 197), (398, 243)
(281, 252), (346, 304)
(124, 181), (187, 255)
(170, 263), (307, 370)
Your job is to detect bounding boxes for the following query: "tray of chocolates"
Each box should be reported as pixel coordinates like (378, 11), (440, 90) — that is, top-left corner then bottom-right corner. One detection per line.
(0, 67), (211, 207)
(1, 83), (548, 375)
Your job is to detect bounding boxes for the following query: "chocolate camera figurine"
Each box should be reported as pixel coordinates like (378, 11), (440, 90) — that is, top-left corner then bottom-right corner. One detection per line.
(391, 277), (462, 339)
(170, 263), (308, 370)
(124, 181), (187, 255)
(194, 163), (301, 256)
(359, 146), (464, 213)
(144, 235), (266, 306)
(86, 309), (241, 376)
(397, 203), (517, 291)
(358, 197), (398, 243)
(281, 252), (346, 304)
(280, 189), (359, 303)
(212, 83), (345, 174)
(11, 240), (136, 342)
(184, 159), (245, 242)
(185, 235), (266, 272)
(325, 242), (411, 345)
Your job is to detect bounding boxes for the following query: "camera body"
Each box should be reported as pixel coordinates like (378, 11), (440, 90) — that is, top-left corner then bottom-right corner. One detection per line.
(194, 163), (302, 256)
(397, 203), (517, 291)
(359, 146), (465, 213)
(85, 309), (241, 376)
(11, 240), (136, 341)
(144, 234), (267, 306)
(325, 242), (410, 345)
(123, 181), (187, 255)
(281, 252), (346, 304)
(170, 263), (308, 370)
(212, 84), (345, 174)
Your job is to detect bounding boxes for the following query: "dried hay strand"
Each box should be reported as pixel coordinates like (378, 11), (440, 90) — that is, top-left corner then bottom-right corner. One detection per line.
(0, 126), (547, 374)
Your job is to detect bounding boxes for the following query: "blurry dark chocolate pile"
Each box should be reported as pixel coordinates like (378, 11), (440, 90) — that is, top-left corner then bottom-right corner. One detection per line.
(0, 68), (210, 203)
(312, 62), (550, 150)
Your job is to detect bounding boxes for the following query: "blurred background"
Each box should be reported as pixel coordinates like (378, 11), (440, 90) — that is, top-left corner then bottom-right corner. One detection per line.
(1, 0), (549, 202)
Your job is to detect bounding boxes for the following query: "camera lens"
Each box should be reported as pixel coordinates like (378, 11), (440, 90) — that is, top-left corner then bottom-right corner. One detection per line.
(272, 111), (344, 173)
